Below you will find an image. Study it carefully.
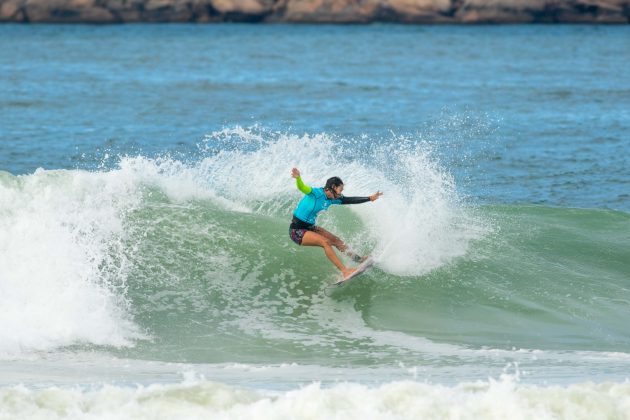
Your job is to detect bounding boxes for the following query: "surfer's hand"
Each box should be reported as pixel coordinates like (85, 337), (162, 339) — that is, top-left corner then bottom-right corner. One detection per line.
(291, 168), (301, 179)
(370, 191), (383, 201)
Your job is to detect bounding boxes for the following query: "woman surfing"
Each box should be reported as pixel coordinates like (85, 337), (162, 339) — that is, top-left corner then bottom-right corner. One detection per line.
(289, 168), (383, 278)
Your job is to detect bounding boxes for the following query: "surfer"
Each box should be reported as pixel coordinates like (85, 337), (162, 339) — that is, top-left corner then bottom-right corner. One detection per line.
(289, 168), (382, 278)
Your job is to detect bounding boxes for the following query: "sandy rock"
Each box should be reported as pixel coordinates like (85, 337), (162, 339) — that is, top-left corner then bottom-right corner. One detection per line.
(104, 0), (144, 21)
(387, 0), (451, 16)
(145, 0), (174, 9)
(0, 0), (627, 23)
(211, 0), (271, 14)
(20, 0), (116, 22)
(457, 0), (543, 22)
(0, 0), (21, 20)
(77, 6), (116, 21)
(141, 0), (194, 21)
(282, 0), (381, 22)
(457, 0), (629, 22)
(282, 0), (324, 20)
(22, 0), (60, 21)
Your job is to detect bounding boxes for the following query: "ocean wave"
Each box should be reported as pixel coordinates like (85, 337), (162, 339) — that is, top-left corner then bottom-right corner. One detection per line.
(1, 128), (629, 361)
(0, 128), (480, 357)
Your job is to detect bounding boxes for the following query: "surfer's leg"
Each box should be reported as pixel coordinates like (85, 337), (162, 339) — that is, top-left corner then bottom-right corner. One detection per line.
(301, 231), (356, 277)
(312, 227), (364, 262)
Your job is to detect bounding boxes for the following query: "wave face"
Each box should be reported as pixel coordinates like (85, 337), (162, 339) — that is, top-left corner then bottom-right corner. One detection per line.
(1, 129), (629, 368)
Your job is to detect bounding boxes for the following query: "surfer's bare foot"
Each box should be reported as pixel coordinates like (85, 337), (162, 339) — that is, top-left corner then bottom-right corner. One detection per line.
(342, 268), (357, 279)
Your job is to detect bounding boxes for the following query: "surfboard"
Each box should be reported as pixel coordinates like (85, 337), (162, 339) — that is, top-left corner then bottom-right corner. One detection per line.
(334, 257), (375, 286)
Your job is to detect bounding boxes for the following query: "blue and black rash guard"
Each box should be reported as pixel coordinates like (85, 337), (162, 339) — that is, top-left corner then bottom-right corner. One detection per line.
(290, 176), (370, 230)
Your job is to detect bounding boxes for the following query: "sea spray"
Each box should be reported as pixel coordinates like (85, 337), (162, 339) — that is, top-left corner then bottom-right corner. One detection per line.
(195, 127), (486, 276)
(0, 169), (144, 356)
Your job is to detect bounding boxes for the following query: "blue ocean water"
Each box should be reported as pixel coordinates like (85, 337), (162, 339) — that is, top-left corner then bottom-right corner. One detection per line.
(1, 24), (630, 419)
(2, 24), (629, 209)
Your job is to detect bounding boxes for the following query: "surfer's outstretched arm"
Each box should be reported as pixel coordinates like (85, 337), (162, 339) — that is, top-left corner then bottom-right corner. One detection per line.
(291, 167), (312, 194)
(339, 196), (370, 204)
(339, 191), (383, 204)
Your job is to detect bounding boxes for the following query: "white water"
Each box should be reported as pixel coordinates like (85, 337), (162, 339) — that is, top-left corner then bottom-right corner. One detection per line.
(197, 127), (486, 275)
(1, 374), (629, 420)
(0, 169), (143, 357)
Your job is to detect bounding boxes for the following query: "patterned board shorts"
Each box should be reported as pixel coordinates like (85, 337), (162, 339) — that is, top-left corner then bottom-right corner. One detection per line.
(289, 228), (309, 245)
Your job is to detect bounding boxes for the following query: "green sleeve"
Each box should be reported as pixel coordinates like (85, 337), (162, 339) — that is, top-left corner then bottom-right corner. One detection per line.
(296, 176), (312, 195)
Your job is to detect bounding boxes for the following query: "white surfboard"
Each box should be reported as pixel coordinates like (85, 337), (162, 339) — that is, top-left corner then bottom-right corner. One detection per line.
(333, 257), (375, 286)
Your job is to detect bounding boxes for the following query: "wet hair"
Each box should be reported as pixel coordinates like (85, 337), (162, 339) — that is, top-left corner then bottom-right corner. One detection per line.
(325, 176), (343, 191)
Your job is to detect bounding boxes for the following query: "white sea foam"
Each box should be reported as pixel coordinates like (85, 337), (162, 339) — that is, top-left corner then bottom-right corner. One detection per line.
(116, 156), (251, 213)
(197, 127), (487, 276)
(1, 376), (629, 420)
(0, 169), (146, 357)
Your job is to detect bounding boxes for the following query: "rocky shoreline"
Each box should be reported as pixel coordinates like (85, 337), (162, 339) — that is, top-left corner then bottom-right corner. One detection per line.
(1, 0), (628, 23)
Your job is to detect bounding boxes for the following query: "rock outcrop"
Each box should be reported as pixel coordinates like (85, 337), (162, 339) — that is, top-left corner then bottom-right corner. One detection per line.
(0, 0), (628, 23)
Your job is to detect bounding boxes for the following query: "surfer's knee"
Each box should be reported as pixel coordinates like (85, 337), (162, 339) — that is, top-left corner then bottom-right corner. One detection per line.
(320, 239), (338, 254)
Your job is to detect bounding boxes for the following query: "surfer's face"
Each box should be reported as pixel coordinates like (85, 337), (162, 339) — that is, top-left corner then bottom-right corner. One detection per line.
(331, 184), (344, 198)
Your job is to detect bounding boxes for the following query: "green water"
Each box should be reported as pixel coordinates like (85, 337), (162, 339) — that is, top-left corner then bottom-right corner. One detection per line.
(115, 195), (630, 365)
